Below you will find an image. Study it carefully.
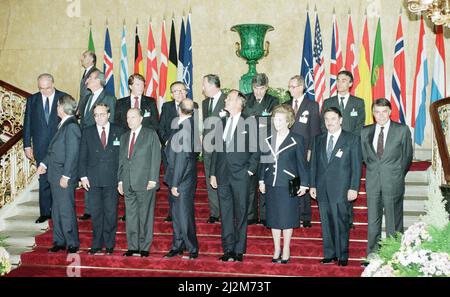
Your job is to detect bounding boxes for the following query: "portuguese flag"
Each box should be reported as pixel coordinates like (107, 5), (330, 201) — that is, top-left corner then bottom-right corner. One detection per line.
(371, 17), (385, 100)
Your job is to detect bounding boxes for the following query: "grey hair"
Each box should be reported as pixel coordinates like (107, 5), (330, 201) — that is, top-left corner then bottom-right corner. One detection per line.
(289, 75), (305, 87)
(57, 94), (77, 115)
(203, 74), (221, 88)
(37, 73), (54, 83)
(92, 70), (106, 87)
(252, 73), (268, 87)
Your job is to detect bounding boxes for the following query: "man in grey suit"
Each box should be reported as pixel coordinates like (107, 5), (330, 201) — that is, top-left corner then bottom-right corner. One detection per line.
(163, 99), (199, 260)
(321, 70), (366, 229)
(118, 108), (161, 257)
(79, 50), (99, 107)
(201, 74), (226, 224)
(361, 98), (413, 260)
(285, 75), (322, 228)
(78, 69), (116, 220)
(37, 95), (81, 254)
(310, 107), (362, 267)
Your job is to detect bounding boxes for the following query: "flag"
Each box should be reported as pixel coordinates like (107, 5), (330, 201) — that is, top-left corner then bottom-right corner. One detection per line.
(345, 14), (359, 95)
(355, 15), (373, 125)
(412, 16), (428, 145)
(134, 26), (144, 76)
(177, 17), (186, 82)
(313, 12), (325, 109)
(300, 12), (314, 101)
(329, 12), (343, 97)
(183, 13), (193, 99)
(88, 27), (95, 52)
(390, 15), (406, 124)
(430, 25), (447, 103)
(119, 25), (129, 98)
(158, 21), (168, 111)
(165, 19), (178, 100)
(103, 27), (115, 96)
(371, 17), (385, 100)
(145, 22), (158, 98)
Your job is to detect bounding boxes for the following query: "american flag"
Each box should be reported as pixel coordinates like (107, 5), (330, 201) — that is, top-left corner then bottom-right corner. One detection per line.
(313, 13), (325, 109)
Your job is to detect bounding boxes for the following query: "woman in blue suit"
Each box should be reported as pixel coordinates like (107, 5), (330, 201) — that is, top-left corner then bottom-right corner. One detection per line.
(259, 105), (309, 264)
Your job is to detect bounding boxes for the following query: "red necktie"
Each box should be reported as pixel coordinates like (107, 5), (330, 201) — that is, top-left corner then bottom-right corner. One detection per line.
(128, 132), (136, 159)
(134, 96), (139, 109)
(293, 99), (299, 115)
(101, 127), (107, 149)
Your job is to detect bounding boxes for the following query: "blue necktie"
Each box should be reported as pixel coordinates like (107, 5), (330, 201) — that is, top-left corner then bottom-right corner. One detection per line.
(327, 135), (334, 162)
(44, 97), (50, 124)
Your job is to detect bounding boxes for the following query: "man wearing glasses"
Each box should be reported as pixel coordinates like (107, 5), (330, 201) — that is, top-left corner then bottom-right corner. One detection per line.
(79, 103), (124, 255)
(284, 75), (321, 228)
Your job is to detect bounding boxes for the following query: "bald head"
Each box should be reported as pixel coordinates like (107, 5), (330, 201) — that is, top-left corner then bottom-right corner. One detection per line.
(180, 99), (194, 116)
(126, 108), (143, 131)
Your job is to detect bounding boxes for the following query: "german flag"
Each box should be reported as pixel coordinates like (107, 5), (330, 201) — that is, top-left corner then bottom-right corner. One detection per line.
(164, 19), (178, 100)
(134, 26), (144, 76)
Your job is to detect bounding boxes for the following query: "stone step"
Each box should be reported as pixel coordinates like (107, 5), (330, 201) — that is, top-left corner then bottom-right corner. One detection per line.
(0, 230), (41, 248)
(405, 170), (429, 183)
(3, 215), (49, 231)
(405, 184), (428, 197)
(413, 148), (431, 161)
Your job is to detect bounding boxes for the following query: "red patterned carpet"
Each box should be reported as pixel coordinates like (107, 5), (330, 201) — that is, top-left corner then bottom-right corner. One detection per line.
(7, 161), (430, 277)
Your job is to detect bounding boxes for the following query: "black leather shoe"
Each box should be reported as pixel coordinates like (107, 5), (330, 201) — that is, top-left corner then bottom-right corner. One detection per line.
(361, 260), (370, 267)
(105, 248), (114, 255)
(259, 220), (267, 226)
(338, 259), (348, 266)
(48, 245), (65, 253)
(320, 257), (338, 264)
(280, 258), (290, 264)
(78, 213), (91, 220)
(219, 252), (234, 262)
(88, 248), (103, 255)
(123, 250), (139, 257)
(140, 251), (149, 257)
(183, 252), (198, 260)
(234, 253), (243, 262)
(35, 215), (50, 223)
(302, 221), (312, 228)
(271, 256), (281, 263)
(164, 249), (183, 258)
(349, 223), (355, 229)
(247, 219), (257, 225)
(67, 246), (79, 254)
(206, 216), (219, 224)
(119, 215), (126, 221)
(164, 215), (172, 222)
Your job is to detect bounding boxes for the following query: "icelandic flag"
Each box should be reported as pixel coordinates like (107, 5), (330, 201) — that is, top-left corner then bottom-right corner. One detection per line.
(103, 27), (115, 96)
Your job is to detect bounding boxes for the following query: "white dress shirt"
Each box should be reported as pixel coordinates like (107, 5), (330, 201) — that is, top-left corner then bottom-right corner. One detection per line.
(326, 128), (342, 151)
(88, 88), (104, 112)
(130, 94), (142, 109)
(41, 91), (55, 112)
(292, 94), (305, 110)
(211, 91), (222, 112)
(373, 120), (391, 152)
(223, 112), (241, 142)
(337, 92), (350, 109)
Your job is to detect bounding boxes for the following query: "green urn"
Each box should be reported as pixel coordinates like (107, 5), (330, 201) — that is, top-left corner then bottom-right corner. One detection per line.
(231, 24), (274, 94)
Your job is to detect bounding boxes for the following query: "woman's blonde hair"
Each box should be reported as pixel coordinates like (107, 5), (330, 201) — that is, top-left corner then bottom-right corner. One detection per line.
(272, 104), (295, 128)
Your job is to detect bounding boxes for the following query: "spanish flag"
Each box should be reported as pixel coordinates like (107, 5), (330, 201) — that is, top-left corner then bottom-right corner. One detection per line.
(165, 19), (178, 100)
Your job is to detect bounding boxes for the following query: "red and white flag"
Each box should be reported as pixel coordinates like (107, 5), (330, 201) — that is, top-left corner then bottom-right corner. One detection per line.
(344, 14), (359, 95)
(313, 12), (325, 109)
(145, 22), (158, 98)
(158, 20), (168, 112)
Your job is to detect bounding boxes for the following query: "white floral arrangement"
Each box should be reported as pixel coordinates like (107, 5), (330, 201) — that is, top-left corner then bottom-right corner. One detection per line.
(0, 236), (12, 276)
(362, 222), (450, 277)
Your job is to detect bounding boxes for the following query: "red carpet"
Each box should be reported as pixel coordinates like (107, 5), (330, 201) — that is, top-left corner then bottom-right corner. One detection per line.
(7, 161), (430, 277)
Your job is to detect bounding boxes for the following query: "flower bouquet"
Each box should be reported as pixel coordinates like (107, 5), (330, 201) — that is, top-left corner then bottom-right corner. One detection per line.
(0, 235), (11, 276)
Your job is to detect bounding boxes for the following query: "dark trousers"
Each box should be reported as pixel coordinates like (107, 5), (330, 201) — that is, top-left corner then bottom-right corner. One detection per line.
(50, 183), (79, 248)
(38, 172), (52, 217)
(203, 152), (220, 218)
(318, 198), (350, 261)
(299, 193), (312, 221)
(161, 147), (173, 216)
(217, 176), (249, 254)
(90, 186), (119, 249)
(170, 184), (198, 253)
(124, 188), (156, 252)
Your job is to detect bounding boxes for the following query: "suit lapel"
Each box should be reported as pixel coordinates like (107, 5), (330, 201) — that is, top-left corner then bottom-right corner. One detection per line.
(37, 93), (48, 126)
(131, 128), (145, 159)
(276, 134), (296, 156)
(367, 125), (377, 157)
(381, 123), (396, 159)
(327, 132), (346, 165)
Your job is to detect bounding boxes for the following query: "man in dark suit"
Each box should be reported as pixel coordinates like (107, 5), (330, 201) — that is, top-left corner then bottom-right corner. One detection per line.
(115, 73), (159, 132)
(163, 99), (199, 260)
(79, 50), (98, 108)
(210, 90), (259, 262)
(159, 81), (198, 222)
(118, 108), (161, 257)
(361, 98), (412, 259)
(37, 95), (81, 254)
(310, 107), (362, 267)
(321, 70), (366, 229)
(285, 75), (321, 227)
(201, 74), (226, 224)
(79, 103), (124, 255)
(23, 73), (67, 223)
(78, 69), (116, 220)
(243, 73), (278, 225)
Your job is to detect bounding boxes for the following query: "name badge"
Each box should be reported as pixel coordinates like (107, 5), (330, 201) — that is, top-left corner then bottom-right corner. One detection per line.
(350, 109), (358, 117)
(335, 149), (343, 158)
(144, 110), (151, 118)
(113, 138), (120, 146)
(299, 116), (308, 124)
(261, 109), (271, 116)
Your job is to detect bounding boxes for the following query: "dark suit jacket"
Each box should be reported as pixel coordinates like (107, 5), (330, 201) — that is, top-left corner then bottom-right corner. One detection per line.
(210, 116), (260, 186)
(310, 130), (362, 203)
(79, 66), (99, 104)
(159, 100), (199, 145)
(23, 89), (66, 163)
(361, 121), (413, 197)
(243, 92), (279, 118)
(115, 95), (159, 131)
(79, 123), (124, 187)
(118, 127), (161, 191)
(79, 89), (116, 129)
(164, 117), (197, 190)
(321, 95), (365, 136)
(202, 93), (226, 138)
(42, 116), (81, 186)
(285, 98), (321, 151)
(259, 132), (309, 188)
